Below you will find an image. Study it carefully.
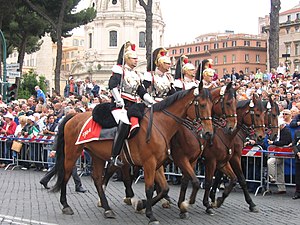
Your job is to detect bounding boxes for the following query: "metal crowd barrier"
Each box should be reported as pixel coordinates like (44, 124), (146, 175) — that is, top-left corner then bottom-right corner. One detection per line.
(0, 135), (91, 174)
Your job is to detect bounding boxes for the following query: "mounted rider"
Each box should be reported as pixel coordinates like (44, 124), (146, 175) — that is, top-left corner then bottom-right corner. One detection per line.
(173, 55), (198, 91)
(143, 47), (176, 102)
(108, 41), (154, 167)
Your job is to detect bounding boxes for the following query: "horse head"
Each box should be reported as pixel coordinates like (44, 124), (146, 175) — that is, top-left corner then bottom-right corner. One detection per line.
(187, 81), (214, 140)
(210, 82), (237, 135)
(264, 95), (279, 141)
(237, 94), (266, 142)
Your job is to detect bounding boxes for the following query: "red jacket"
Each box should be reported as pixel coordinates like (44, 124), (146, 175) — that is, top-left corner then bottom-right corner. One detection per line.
(1, 121), (17, 136)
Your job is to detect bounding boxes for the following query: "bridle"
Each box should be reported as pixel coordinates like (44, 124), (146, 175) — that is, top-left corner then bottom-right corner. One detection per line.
(265, 101), (279, 137)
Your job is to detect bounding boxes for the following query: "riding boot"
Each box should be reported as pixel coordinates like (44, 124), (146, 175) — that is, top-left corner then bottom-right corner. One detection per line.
(110, 121), (130, 167)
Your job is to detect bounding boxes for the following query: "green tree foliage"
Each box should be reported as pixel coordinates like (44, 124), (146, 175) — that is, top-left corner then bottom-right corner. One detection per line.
(18, 69), (46, 99)
(1, 0), (48, 98)
(23, 0), (96, 94)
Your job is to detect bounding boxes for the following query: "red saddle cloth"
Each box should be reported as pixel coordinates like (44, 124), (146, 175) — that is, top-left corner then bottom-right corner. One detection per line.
(76, 117), (102, 145)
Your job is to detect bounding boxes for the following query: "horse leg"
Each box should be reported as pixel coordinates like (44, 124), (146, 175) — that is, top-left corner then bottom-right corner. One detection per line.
(134, 166), (169, 214)
(61, 161), (76, 215)
(209, 169), (224, 207)
(92, 157), (116, 218)
(230, 158), (259, 212)
(216, 163), (237, 208)
(121, 163), (135, 205)
(203, 162), (216, 215)
(177, 175), (190, 219)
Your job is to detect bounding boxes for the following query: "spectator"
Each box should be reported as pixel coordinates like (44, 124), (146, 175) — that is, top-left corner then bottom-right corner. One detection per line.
(39, 108), (86, 193)
(293, 69), (300, 80)
(277, 62), (286, 76)
(293, 133), (300, 199)
(267, 118), (292, 194)
(64, 76), (78, 97)
(91, 80), (100, 97)
(35, 86), (46, 105)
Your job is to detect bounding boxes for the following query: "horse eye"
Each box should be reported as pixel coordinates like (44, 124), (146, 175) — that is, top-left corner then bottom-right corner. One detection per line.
(272, 114), (277, 118)
(256, 114), (260, 117)
(200, 104), (206, 108)
(226, 102), (231, 106)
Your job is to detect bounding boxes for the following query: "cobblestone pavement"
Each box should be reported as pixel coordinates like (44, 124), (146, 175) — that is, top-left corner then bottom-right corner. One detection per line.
(0, 168), (299, 225)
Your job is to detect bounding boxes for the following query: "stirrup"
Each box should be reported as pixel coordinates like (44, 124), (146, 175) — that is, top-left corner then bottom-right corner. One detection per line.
(111, 155), (123, 167)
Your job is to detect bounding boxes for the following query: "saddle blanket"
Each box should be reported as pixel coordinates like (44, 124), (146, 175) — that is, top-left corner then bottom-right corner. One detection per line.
(75, 117), (117, 145)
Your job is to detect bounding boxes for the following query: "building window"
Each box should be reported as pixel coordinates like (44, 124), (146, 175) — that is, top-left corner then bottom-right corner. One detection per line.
(223, 55), (227, 64)
(232, 54), (236, 63)
(66, 64), (69, 71)
(297, 13), (300, 20)
(256, 54), (260, 63)
(80, 40), (84, 46)
(195, 60), (200, 67)
(71, 51), (75, 58)
(214, 56), (218, 65)
(223, 42), (228, 48)
(109, 30), (117, 47)
(245, 54), (249, 62)
(204, 45), (209, 51)
(139, 31), (145, 48)
(232, 41), (236, 47)
(214, 43), (219, 49)
(286, 44), (291, 54)
(256, 42), (261, 47)
(245, 67), (249, 74)
(179, 48), (184, 54)
(88, 33), (93, 48)
(61, 65), (65, 70)
(171, 49), (177, 54)
(296, 26), (300, 33)
(287, 15), (291, 22)
(244, 41), (250, 47)
(296, 43), (300, 56)
(195, 46), (200, 52)
(223, 68), (227, 75)
(73, 39), (79, 46)
(187, 47), (192, 53)
(286, 28), (290, 34)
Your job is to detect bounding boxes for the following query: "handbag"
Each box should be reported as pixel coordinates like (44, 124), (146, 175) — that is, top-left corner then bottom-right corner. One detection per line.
(11, 140), (23, 153)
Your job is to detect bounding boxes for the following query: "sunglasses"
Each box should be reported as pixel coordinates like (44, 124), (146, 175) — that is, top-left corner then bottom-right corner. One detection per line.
(282, 113), (290, 116)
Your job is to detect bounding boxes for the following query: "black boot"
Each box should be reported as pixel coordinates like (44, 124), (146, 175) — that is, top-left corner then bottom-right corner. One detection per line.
(39, 166), (56, 189)
(111, 121), (130, 167)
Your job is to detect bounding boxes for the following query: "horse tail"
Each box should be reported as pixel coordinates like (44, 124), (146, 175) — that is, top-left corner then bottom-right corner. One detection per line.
(52, 114), (76, 192)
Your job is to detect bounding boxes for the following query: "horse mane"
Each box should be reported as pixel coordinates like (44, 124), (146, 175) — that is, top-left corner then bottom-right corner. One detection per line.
(152, 88), (211, 112)
(211, 85), (236, 99)
(237, 99), (265, 112)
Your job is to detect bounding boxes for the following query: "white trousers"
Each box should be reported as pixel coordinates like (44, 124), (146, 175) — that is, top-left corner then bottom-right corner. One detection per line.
(267, 157), (286, 192)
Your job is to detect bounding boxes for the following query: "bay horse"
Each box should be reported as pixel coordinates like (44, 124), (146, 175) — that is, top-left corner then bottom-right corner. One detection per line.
(102, 83), (238, 216)
(208, 95), (279, 213)
(52, 83), (213, 224)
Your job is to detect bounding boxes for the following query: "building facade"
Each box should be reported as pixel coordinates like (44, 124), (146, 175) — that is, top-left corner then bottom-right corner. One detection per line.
(168, 32), (268, 77)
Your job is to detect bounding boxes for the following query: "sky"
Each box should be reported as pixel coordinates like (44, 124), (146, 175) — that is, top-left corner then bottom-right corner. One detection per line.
(74, 0), (300, 46)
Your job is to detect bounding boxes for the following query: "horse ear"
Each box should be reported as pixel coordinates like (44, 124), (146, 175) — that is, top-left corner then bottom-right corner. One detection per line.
(198, 80), (203, 90)
(225, 81), (232, 92)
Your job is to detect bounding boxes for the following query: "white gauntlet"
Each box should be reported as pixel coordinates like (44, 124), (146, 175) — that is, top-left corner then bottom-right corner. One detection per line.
(111, 88), (124, 108)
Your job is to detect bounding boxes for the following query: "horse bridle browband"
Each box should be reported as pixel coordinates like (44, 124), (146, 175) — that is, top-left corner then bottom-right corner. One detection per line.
(212, 94), (237, 121)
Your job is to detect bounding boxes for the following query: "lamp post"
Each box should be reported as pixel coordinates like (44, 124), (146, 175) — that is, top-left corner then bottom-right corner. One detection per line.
(0, 29), (7, 101)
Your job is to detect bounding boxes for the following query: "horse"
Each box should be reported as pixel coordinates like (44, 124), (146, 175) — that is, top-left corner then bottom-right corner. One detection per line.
(101, 83), (238, 217)
(52, 82), (214, 225)
(208, 95), (279, 213)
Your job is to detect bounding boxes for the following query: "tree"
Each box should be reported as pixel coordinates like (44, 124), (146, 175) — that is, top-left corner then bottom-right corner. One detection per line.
(18, 69), (46, 99)
(269, 0), (281, 70)
(2, 1), (48, 98)
(138, 0), (153, 68)
(23, 0), (96, 94)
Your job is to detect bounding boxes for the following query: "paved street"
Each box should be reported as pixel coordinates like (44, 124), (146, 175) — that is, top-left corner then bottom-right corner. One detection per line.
(0, 168), (299, 225)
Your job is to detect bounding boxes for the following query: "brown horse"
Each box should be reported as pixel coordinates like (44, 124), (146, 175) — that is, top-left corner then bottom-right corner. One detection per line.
(208, 95), (279, 213)
(199, 94), (266, 215)
(102, 83), (238, 216)
(52, 83), (213, 224)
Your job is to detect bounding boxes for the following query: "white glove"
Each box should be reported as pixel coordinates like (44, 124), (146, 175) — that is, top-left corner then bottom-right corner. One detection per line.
(116, 98), (125, 108)
(143, 93), (155, 105)
(111, 87), (124, 108)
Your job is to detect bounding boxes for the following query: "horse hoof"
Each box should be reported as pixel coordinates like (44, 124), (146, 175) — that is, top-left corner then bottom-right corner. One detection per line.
(123, 197), (132, 205)
(206, 208), (214, 215)
(136, 200), (144, 211)
(179, 200), (189, 211)
(62, 206), (74, 215)
(161, 200), (171, 209)
(179, 212), (189, 219)
(149, 220), (160, 225)
(211, 201), (217, 208)
(250, 206), (259, 213)
(104, 210), (116, 219)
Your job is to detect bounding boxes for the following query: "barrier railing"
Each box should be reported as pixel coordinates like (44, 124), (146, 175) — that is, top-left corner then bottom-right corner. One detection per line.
(0, 135), (90, 174)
